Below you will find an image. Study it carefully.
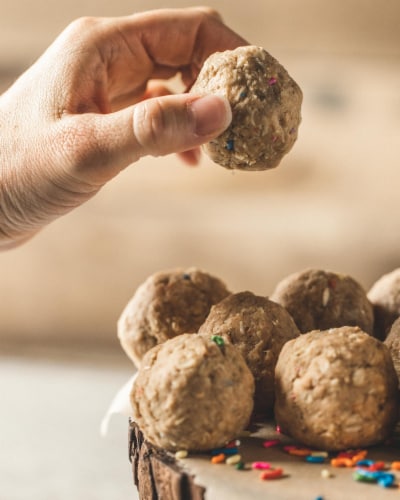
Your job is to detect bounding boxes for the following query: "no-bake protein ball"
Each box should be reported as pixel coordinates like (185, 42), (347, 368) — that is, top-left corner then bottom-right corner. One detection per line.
(368, 268), (400, 340)
(274, 327), (399, 451)
(190, 45), (302, 171)
(117, 268), (230, 366)
(198, 291), (300, 415)
(384, 317), (400, 386)
(270, 269), (374, 335)
(131, 333), (255, 451)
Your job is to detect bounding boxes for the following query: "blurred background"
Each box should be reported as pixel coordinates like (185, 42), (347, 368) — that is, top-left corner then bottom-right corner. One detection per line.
(0, 1), (399, 498)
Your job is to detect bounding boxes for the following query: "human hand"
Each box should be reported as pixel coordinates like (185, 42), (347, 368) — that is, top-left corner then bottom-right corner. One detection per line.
(0, 7), (247, 248)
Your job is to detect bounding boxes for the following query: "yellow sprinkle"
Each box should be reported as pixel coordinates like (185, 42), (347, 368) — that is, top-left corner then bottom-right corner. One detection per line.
(226, 454), (242, 466)
(311, 451), (329, 458)
(321, 469), (333, 479)
(175, 450), (188, 459)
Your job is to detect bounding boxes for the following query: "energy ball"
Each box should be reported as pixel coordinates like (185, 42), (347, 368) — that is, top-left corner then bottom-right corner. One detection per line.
(368, 268), (400, 340)
(118, 268), (230, 366)
(384, 317), (400, 386)
(131, 333), (254, 451)
(274, 327), (399, 451)
(198, 291), (300, 415)
(270, 269), (374, 335)
(190, 45), (302, 171)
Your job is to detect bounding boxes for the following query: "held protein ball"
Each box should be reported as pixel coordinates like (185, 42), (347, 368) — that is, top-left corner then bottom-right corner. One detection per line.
(117, 268), (230, 366)
(130, 334), (255, 451)
(198, 291), (300, 415)
(190, 45), (302, 170)
(274, 327), (399, 451)
(270, 269), (374, 335)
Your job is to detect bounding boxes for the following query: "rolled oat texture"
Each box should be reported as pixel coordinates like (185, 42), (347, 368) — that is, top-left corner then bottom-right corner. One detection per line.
(368, 268), (400, 340)
(384, 317), (400, 386)
(199, 291), (300, 415)
(131, 333), (255, 451)
(117, 268), (230, 366)
(190, 45), (302, 170)
(274, 326), (399, 451)
(270, 269), (374, 335)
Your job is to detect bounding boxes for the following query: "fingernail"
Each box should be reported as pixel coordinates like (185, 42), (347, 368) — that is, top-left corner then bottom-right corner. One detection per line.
(190, 95), (232, 137)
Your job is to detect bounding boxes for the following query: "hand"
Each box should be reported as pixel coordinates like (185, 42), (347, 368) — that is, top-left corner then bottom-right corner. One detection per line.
(0, 7), (247, 248)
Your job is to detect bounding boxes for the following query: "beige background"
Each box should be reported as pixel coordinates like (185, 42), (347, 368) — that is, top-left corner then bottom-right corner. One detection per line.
(1, 2), (400, 500)
(0, 0), (399, 350)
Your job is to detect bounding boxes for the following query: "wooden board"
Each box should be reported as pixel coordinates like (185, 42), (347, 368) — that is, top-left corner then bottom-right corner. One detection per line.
(129, 420), (400, 499)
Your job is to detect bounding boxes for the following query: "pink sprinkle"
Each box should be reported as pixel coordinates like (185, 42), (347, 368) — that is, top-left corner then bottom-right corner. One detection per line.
(276, 425), (282, 434)
(268, 77), (277, 85)
(283, 445), (297, 452)
(263, 439), (281, 448)
(252, 461), (272, 470)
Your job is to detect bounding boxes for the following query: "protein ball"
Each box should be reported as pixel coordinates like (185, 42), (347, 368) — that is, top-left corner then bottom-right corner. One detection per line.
(117, 268), (230, 366)
(190, 45), (302, 171)
(131, 333), (254, 451)
(198, 291), (300, 415)
(384, 317), (400, 386)
(270, 269), (374, 335)
(368, 268), (400, 340)
(274, 327), (399, 451)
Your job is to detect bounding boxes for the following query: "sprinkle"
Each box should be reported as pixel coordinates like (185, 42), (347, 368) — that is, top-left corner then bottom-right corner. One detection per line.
(310, 451), (329, 458)
(182, 273), (191, 280)
(260, 468), (283, 480)
(235, 461), (245, 470)
(226, 454), (242, 466)
(252, 461), (271, 470)
(287, 447), (313, 457)
(175, 450), (188, 459)
(211, 335), (225, 347)
(226, 139), (234, 151)
(314, 497), (324, 500)
(331, 457), (354, 468)
(271, 135), (278, 143)
(275, 425), (282, 434)
(268, 77), (277, 86)
(306, 455), (325, 464)
(321, 469), (333, 479)
(377, 473), (395, 488)
(211, 453), (226, 464)
(289, 127), (296, 135)
(211, 447), (239, 456)
(390, 461), (400, 471)
(262, 439), (281, 448)
(239, 91), (247, 99)
(226, 439), (241, 448)
(353, 470), (377, 483)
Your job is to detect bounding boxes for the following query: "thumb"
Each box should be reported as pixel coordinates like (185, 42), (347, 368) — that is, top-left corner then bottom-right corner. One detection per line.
(91, 94), (231, 175)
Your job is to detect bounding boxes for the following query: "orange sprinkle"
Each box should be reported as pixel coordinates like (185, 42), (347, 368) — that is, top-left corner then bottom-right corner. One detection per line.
(211, 453), (226, 464)
(390, 461), (400, 471)
(330, 457), (354, 468)
(288, 448), (313, 457)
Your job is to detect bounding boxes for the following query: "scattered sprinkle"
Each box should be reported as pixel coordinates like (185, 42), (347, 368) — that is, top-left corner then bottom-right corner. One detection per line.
(226, 454), (242, 466)
(175, 450), (188, 459)
(252, 461), (272, 470)
(226, 139), (234, 151)
(321, 469), (333, 479)
(262, 439), (281, 448)
(310, 451), (329, 458)
(211, 447), (239, 456)
(211, 453), (226, 464)
(235, 461), (245, 470)
(306, 455), (325, 464)
(211, 335), (225, 347)
(239, 91), (247, 99)
(331, 457), (354, 468)
(268, 77), (277, 86)
(275, 425), (282, 434)
(390, 461), (400, 471)
(260, 468), (283, 480)
(182, 273), (191, 280)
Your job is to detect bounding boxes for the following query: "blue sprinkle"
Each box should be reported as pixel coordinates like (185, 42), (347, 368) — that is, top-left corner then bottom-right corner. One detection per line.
(240, 91), (247, 99)
(226, 139), (234, 151)
(306, 456), (325, 464)
(211, 447), (239, 456)
(182, 273), (191, 280)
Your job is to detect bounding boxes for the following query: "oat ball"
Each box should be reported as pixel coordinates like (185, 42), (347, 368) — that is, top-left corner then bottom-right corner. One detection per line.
(274, 327), (399, 451)
(384, 317), (400, 386)
(198, 291), (300, 415)
(368, 268), (400, 340)
(190, 45), (302, 171)
(131, 333), (254, 451)
(118, 268), (230, 366)
(270, 269), (374, 335)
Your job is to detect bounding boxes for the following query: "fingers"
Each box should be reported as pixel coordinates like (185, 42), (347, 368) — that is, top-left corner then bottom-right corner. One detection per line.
(60, 93), (231, 183)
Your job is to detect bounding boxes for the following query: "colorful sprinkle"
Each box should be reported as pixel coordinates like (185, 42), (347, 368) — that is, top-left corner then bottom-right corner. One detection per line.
(175, 450), (188, 459)
(240, 91), (247, 99)
(211, 453), (226, 464)
(211, 447), (239, 456)
(260, 468), (283, 480)
(226, 454), (242, 466)
(211, 335), (225, 347)
(226, 139), (234, 151)
(321, 469), (333, 479)
(268, 77), (277, 86)
(390, 461), (400, 471)
(252, 461), (272, 470)
(330, 457), (354, 468)
(275, 425), (282, 434)
(262, 439), (281, 448)
(306, 455), (325, 464)
(235, 461), (245, 470)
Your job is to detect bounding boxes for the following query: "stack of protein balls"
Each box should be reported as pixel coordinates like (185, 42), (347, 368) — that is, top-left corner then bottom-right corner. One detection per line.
(118, 266), (400, 453)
